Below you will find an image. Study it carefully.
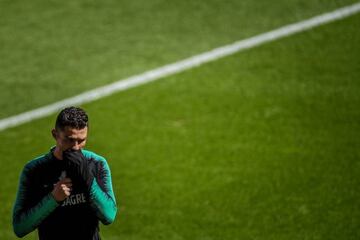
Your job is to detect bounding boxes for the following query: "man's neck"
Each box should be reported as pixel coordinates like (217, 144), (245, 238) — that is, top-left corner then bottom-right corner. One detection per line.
(53, 147), (63, 160)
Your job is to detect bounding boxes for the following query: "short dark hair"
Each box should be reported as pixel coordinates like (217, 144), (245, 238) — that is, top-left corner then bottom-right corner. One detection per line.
(55, 106), (88, 130)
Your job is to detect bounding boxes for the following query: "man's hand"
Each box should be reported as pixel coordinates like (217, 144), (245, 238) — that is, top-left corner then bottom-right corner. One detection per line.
(63, 149), (95, 191)
(51, 178), (72, 202)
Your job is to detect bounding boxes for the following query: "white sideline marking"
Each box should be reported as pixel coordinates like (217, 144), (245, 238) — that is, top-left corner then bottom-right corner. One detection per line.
(1, 2), (360, 132)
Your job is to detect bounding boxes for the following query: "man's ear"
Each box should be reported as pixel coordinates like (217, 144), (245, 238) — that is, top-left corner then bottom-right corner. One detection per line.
(51, 129), (57, 140)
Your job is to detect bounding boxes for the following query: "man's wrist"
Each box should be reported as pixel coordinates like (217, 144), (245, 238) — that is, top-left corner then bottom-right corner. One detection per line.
(50, 191), (62, 204)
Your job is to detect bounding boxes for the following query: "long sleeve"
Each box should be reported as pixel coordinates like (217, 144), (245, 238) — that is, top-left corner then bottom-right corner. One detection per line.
(88, 158), (117, 225)
(12, 164), (59, 238)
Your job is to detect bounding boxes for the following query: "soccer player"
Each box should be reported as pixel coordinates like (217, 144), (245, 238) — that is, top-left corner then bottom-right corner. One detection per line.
(12, 106), (117, 240)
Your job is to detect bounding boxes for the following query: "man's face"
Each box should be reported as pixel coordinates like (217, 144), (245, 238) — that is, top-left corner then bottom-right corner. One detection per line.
(52, 126), (88, 152)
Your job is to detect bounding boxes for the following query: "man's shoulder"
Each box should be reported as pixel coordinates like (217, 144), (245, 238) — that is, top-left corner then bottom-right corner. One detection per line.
(23, 153), (51, 173)
(81, 149), (107, 163)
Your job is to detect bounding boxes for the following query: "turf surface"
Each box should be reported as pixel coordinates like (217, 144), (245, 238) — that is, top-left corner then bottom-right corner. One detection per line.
(0, 0), (358, 118)
(1, 6), (359, 239)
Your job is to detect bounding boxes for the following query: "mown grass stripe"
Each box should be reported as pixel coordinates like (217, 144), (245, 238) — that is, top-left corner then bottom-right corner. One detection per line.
(0, 2), (359, 132)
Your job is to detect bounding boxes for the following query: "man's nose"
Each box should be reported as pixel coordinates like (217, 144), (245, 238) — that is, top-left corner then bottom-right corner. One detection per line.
(72, 142), (81, 150)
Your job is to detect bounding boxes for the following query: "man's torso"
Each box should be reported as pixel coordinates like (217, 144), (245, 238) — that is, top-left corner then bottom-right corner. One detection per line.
(26, 150), (100, 240)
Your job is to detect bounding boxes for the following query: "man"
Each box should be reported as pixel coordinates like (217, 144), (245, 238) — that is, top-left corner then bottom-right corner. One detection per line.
(12, 106), (117, 240)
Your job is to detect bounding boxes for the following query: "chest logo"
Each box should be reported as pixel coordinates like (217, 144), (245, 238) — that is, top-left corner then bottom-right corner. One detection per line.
(61, 193), (87, 207)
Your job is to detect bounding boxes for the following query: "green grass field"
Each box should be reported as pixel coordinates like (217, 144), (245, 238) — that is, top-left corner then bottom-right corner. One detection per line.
(1, 0), (360, 239)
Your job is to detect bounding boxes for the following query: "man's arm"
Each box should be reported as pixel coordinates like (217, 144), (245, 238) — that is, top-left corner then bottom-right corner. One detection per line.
(88, 158), (118, 225)
(12, 164), (59, 238)
(64, 150), (118, 225)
